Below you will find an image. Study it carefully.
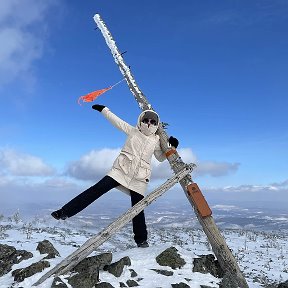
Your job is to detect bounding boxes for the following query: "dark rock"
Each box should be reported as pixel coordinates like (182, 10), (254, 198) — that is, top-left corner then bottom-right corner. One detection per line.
(156, 247), (186, 269)
(129, 268), (137, 277)
(151, 269), (174, 276)
(104, 256), (131, 277)
(126, 279), (139, 287)
(66, 253), (112, 288)
(200, 286), (214, 288)
(0, 244), (33, 277)
(185, 278), (191, 282)
(12, 260), (50, 282)
(171, 283), (190, 288)
(0, 244), (16, 260)
(68, 270), (99, 288)
(74, 253), (112, 273)
(193, 254), (224, 278)
(36, 239), (60, 259)
(120, 282), (128, 287)
(94, 282), (115, 287)
(14, 250), (34, 264)
(0, 244), (16, 277)
(0, 244), (32, 277)
(265, 284), (278, 288)
(278, 280), (288, 288)
(51, 276), (68, 288)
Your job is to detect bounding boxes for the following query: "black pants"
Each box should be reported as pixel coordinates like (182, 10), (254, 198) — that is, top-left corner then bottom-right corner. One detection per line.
(62, 175), (147, 244)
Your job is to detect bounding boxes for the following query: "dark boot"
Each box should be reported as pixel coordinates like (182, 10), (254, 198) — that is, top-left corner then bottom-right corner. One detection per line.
(137, 241), (149, 248)
(51, 209), (68, 220)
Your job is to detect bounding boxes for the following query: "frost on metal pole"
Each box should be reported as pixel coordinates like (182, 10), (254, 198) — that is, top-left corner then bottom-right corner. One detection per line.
(94, 14), (249, 288)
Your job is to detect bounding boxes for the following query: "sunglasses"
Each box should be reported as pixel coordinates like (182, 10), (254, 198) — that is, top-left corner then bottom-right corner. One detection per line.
(142, 118), (157, 126)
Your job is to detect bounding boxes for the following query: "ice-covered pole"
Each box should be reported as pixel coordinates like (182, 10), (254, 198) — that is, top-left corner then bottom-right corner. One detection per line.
(94, 14), (151, 111)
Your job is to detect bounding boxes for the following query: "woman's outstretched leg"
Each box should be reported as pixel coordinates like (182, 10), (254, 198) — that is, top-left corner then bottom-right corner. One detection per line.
(130, 191), (148, 247)
(52, 176), (119, 219)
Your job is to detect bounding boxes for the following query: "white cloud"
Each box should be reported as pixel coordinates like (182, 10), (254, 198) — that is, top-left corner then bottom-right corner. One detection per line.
(205, 180), (288, 195)
(177, 148), (239, 177)
(209, 184), (279, 193)
(0, 148), (55, 176)
(66, 148), (121, 181)
(66, 147), (239, 181)
(196, 161), (239, 177)
(0, 146), (287, 210)
(150, 148), (197, 180)
(270, 179), (288, 188)
(0, 0), (58, 87)
(43, 177), (79, 189)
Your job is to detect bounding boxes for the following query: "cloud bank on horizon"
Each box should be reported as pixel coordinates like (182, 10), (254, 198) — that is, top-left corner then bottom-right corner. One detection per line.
(0, 146), (238, 181)
(1, 146), (287, 208)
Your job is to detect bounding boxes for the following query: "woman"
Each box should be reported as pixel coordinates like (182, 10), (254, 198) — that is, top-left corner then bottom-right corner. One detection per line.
(51, 104), (179, 248)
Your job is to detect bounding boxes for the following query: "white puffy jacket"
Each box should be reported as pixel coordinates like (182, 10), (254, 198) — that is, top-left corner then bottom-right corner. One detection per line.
(101, 107), (166, 195)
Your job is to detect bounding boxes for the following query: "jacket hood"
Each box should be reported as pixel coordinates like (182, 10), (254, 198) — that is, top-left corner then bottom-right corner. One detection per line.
(137, 110), (160, 136)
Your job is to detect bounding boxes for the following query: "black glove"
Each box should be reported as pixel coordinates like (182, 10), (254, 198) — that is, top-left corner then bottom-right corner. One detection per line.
(169, 136), (179, 149)
(92, 104), (106, 112)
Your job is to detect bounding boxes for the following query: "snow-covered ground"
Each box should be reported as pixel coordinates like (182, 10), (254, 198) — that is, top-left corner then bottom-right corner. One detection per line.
(0, 211), (287, 288)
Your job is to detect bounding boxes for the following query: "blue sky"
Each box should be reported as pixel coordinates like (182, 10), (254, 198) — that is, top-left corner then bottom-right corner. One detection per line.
(0, 0), (287, 213)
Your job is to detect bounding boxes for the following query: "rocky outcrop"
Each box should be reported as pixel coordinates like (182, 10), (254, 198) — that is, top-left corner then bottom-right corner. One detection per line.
(12, 260), (50, 282)
(66, 253), (112, 288)
(0, 242), (235, 288)
(74, 252), (112, 272)
(193, 254), (224, 278)
(278, 280), (288, 288)
(151, 268), (174, 276)
(156, 246), (186, 269)
(67, 270), (99, 288)
(104, 256), (131, 277)
(51, 276), (68, 288)
(0, 243), (33, 277)
(95, 283), (115, 288)
(5, 242), (280, 288)
(129, 268), (137, 277)
(36, 239), (60, 259)
(126, 279), (139, 287)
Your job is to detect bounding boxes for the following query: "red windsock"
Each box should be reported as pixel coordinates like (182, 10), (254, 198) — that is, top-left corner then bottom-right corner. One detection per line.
(77, 78), (125, 105)
(78, 87), (112, 105)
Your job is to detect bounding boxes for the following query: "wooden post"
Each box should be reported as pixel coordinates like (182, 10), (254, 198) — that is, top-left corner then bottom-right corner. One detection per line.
(94, 14), (248, 288)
